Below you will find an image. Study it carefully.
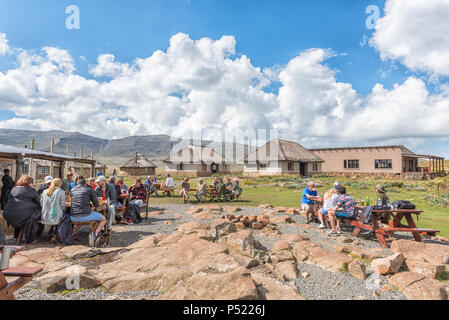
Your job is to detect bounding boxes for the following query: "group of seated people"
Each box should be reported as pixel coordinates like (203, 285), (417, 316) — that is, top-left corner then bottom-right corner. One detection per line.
(301, 181), (391, 235)
(0, 171), (153, 245)
(301, 181), (357, 235)
(179, 176), (242, 204)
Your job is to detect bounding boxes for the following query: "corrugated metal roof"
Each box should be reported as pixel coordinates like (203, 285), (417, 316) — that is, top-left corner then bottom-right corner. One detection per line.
(0, 144), (96, 164)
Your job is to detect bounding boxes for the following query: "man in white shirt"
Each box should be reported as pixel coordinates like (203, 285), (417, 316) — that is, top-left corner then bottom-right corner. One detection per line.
(166, 174), (175, 188)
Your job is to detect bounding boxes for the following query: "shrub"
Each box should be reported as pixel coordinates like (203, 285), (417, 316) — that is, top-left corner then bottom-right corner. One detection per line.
(312, 173), (328, 178)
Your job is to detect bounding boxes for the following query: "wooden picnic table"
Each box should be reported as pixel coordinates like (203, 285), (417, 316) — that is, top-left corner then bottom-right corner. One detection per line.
(0, 246), (42, 300)
(350, 207), (439, 248)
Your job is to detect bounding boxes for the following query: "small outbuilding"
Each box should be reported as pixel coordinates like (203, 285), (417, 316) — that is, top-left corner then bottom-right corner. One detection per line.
(243, 139), (324, 177)
(163, 145), (231, 177)
(119, 153), (157, 177)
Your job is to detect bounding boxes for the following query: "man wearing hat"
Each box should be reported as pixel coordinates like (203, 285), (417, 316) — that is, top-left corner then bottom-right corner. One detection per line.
(375, 184), (391, 222)
(38, 176), (54, 196)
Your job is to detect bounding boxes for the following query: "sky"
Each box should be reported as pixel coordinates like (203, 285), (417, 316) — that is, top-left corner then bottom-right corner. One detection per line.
(0, 0), (449, 156)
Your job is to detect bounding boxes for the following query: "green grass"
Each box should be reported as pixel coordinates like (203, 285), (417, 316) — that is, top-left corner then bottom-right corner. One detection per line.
(120, 174), (449, 238)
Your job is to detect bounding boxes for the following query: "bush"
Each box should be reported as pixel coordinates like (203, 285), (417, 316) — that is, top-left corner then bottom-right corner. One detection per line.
(312, 173), (328, 178)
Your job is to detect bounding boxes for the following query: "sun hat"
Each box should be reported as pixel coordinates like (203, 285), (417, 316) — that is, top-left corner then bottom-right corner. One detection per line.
(96, 176), (107, 184)
(44, 176), (54, 184)
(375, 184), (386, 193)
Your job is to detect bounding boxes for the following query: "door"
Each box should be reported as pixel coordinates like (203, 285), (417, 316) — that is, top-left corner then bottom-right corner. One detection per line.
(211, 163), (219, 174)
(300, 163), (306, 177)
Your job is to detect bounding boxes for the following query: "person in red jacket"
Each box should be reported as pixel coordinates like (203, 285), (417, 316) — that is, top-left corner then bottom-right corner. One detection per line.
(128, 178), (147, 206)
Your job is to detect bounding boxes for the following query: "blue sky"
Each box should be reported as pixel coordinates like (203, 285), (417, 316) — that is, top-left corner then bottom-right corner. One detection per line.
(0, 0), (449, 156)
(0, 0), (399, 94)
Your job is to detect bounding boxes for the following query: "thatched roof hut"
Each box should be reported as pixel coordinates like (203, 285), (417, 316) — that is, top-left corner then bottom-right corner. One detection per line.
(119, 153), (157, 177)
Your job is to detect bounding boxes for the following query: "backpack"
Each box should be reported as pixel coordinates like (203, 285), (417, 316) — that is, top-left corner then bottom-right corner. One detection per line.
(55, 214), (74, 245)
(392, 200), (416, 210)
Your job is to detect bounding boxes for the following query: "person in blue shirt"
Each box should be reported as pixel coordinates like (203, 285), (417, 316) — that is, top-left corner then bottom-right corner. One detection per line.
(301, 181), (319, 223)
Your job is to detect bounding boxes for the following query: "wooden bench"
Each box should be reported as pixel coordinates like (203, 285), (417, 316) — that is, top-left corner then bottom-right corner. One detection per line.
(1, 246), (42, 300)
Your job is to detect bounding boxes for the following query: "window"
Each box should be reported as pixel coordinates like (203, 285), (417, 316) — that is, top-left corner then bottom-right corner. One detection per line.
(312, 163), (318, 172)
(375, 159), (392, 169)
(202, 164), (207, 171)
(37, 166), (49, 175)
(22, 163), (29, 174)
(344, 160), (359, 169)
(177, 163), (184, 171)
(288, 162), (294, 171)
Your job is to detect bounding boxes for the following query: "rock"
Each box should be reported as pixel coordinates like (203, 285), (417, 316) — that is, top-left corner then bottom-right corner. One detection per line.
(258, 204), (273, 209)
(187, 206), (205, 214)
(405, 259), (446, 279)
(274, 260), (298, 281)
(252, 222), (264, 230)
(389, 272), (426, 291)
(286, 208), (300, 215)
(193, 211), (217, 220)
(403, 278), (448, 300)
(224, 207), (242, 213)
(235, 222), (246, 230)
(248, 216), (258, 222)
(224, 230), (256, 256)
(380, 285), (395, 293)
(127, 234), (167, 249)
(390, 239), (449, 265)
(175, 221), (209, 235)
(282, 234), (309, 244)
(251, 272), (304, 300)
(371, 253), (404, 275)
(210, 219), (237, 239)
(270, 216), (295, 225)
(272, 240), (291, 252)
(348, 260), (367, 280)
(158, 267), (258, 300)
(306, 246), (354, 273)
(241, 218), (251, 227)
(301, 272), (309, 279)
(148, 211), (166, 216)
(333, 245), (387, 260)
(32, 265), (100, 293)
(273, 207), (289, 213)
(337, 236), (353, 244)
(291, 241), (318, 262)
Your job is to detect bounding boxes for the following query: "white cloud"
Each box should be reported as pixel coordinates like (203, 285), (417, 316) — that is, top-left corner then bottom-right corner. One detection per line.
(371, 0), (449, 76)
(0, 33), (9, 55)
(0, 29), (448, 152)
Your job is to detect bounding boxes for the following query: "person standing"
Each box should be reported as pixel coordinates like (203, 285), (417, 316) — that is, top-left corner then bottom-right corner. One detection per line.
(1, 169), (15, 210)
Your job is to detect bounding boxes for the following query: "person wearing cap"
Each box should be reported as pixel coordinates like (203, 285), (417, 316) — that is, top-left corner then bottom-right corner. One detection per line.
(334, 181), (341, 190)
(95, 176), (117, 229)
(301, 181), (319, 223)
(38, 176), (54, 196)
(144, 176), (160, 197)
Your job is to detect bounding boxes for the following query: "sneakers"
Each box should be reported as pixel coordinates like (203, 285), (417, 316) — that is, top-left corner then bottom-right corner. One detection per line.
(318, 224), (325, 229)
(89, 232), (97, 247)
(326, 230), (337, 235)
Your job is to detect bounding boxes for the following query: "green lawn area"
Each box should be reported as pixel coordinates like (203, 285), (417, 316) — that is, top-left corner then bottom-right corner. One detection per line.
(123, 174), (449, 238)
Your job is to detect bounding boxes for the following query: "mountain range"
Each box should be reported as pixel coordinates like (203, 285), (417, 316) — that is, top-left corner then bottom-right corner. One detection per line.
(0, 129), (249, 167)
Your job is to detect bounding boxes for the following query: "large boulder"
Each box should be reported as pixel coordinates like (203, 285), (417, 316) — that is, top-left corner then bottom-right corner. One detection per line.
(210, 219), (237, 239)
(348, 260), (367, 280)
(224, 230), (256, 256)
(390, 239), (449, 265)
(388, 271), (448, 300)
(405, 259), (446, 279)
(371, 253), (404, 275)
(274, 261), (298, 281)
(251, 272), (304, 300)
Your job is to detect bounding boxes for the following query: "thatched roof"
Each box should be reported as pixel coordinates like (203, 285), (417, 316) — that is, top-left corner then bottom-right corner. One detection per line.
(163, 145), (231, 165)
(245, 139), (324, 163)
(120, 153), (157, 169)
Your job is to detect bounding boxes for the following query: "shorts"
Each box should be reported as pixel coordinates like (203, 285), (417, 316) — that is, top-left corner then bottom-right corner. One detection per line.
(71, 211), (104, 223)
(335, 211), (357, 219)
(321, 209), (329, 215)
(301, 203), (316, 210)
